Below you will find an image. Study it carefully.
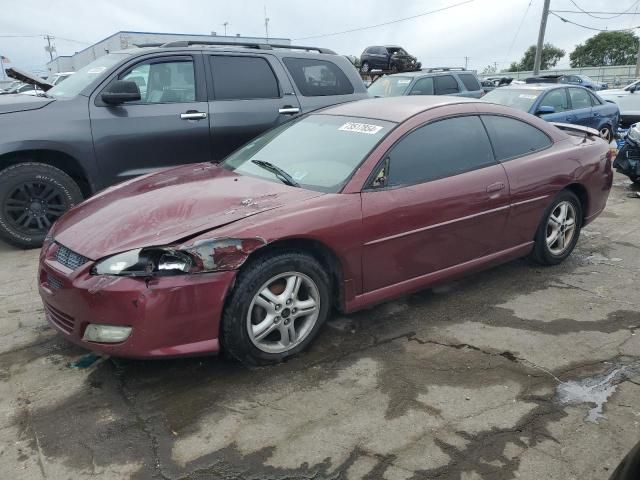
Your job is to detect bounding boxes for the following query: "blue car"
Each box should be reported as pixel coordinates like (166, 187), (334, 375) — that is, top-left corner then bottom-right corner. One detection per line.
(482, 84), (619, 142)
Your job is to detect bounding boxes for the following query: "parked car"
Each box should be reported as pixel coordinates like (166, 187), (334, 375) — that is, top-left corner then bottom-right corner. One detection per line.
(360, 45), (420, 73)
(368, 68), (484, 98)
(613, 122), (640, 184)
(599, 80), (640, 127)
(0, 41), (368, 248)
(482, 84), (619, 142)
(38, 96), (613, 365)
(480, 76), (513, 93)
(525, 74), (607, 90)
(49, 71), (74, 86)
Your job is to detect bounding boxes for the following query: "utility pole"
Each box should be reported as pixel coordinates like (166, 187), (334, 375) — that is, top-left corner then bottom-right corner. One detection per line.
(635, 36), (640, 78)
(222, 22), (229, 36)
(44, 34), (56, 61)
(264, 5), (270, 41)
(533, 0), (551, 75)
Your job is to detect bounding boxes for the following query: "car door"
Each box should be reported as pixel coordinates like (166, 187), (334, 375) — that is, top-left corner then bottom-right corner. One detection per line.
(567, 87), (595, 127)
(538, 88), (572, 122)
(360, 115), (510, 292)
(206, 53), (301, 161)
(89, 54), (211, 185)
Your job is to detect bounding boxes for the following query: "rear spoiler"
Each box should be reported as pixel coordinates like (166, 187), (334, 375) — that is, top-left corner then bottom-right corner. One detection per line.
(551, 122), (599, 138)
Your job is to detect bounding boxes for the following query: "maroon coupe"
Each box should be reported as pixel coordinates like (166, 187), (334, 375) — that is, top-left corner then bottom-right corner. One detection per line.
(38, 97), (613, 364)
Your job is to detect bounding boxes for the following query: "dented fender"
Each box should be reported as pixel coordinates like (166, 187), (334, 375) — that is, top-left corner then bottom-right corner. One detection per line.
(184, 237), (267, 271)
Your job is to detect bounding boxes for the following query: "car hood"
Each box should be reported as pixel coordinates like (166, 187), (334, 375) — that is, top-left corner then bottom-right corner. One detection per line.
(599, 89), (628, 97)
(0, 94), (54, 114)
(52, 163), (325, 260)
(6, 67), (54, 91)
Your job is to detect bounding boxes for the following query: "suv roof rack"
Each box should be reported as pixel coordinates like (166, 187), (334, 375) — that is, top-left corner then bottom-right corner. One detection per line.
(421, 67), (467, 73)
(160, 40), (336, 54)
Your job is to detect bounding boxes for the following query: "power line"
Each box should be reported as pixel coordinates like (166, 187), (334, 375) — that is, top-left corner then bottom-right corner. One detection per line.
(503, 0), (533, 68)
(553, 9), (640, 15)
(293, 0), (474, 40)
(567, 0), (640, 20)
(549, 11), (640, 31)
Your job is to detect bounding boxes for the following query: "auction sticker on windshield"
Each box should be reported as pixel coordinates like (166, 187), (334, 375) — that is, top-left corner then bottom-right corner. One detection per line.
(339, 122), (384, 135)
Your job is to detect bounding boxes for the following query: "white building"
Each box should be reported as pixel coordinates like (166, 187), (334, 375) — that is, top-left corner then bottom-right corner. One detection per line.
(47, 31), (291, 75)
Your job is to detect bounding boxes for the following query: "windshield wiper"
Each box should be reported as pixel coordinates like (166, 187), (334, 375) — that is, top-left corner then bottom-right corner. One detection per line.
(251, 160), (300, 187)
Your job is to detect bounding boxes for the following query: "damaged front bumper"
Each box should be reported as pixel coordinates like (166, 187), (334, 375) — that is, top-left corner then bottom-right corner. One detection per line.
(613, 144), (640, 181)
(38, 244), (236, 359)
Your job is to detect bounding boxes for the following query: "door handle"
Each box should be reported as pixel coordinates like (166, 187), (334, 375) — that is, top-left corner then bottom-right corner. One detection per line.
(565, 115), (576, 122)
(486, 182), (505, 193)
(180, 111), (208, 120)
(279, 106), (300, 115)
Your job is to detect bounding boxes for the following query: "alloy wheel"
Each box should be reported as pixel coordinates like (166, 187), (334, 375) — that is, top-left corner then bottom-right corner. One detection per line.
(247, 272), (321, 354)
(599, 127), (612, 143)
(3, 181), (67, 235)
(546, 201), (577, 255)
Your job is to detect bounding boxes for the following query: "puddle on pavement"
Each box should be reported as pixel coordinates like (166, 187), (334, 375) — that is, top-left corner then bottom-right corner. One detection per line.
(555, 360), (640, 422)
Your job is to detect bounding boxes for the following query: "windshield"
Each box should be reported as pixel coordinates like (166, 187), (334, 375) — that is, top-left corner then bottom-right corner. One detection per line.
(482, 88), (540, 112)
(368, 76), (412, 97)
(48, 53), (128, 99)
(223, 114), (395, 193)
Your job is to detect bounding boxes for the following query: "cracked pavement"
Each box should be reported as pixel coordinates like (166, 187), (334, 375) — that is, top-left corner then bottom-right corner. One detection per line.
(1, 174), (640, 479)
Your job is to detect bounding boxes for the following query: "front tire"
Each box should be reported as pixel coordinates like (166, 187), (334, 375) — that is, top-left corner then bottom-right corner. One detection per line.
(0, 162), (83, 248)
(530, 190), (582, 265)
(221, 252), (331, 365)
(599, 125), (613, 143)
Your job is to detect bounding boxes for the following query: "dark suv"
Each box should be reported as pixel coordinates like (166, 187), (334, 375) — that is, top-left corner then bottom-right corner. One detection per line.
(360, 46), (420, 74)
(0, 41), (368, 248)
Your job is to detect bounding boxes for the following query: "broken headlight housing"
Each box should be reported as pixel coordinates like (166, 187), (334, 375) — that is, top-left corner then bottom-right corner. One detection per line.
(92, 248), (195, 276)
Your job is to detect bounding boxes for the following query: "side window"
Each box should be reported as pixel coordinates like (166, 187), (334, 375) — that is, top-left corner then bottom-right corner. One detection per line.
(283, 57), (354, 96)
(568, 88), (591, 109)
(122, 59), (195, 104)
(540, 89), (569, 112)
(482, 115), (552, 161)
(386, 116), (495, 187)
(210, 56), (279, 100)
(409, 77), (434, 95)
(570, 76), (582, 83)
(458, 73), (481, 92)
(434, 75), (459, 95)
(377, 47), (387, 55)
(588, 91), (603, 106)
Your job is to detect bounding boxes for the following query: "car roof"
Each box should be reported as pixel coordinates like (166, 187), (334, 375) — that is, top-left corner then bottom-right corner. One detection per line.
(315, 96), (480, 123)
(498, 83), (568, 91)
(382, 70), (473, 79)
(113, 45), (340, 59)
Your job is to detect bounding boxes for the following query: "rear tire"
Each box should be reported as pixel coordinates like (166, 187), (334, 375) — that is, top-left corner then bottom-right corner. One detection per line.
(221, 251), (331, 366)
(599, 125), (613, 143)
(0, 162), (83, 248)
(530, 190), (582, 266)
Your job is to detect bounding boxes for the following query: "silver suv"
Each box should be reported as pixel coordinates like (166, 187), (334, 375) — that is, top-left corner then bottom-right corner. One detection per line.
(368, 67), (484, 99)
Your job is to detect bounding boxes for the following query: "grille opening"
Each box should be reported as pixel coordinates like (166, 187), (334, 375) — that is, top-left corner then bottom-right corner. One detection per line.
(55, 243), (89, 270)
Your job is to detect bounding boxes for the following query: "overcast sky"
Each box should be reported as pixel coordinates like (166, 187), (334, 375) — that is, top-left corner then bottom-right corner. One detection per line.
(1, 0), (637, 75)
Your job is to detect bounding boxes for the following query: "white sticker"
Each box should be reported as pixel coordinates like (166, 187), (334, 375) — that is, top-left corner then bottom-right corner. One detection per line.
(518, 94), (538, 99)
(339, 122), (384, 135)
(87, 67), (106, 74)
(397, 79), (411, 84)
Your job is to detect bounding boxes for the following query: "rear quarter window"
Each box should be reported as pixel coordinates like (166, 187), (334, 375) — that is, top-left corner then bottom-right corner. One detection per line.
(481, 115), (552, 161)
(458, 73), (481, 91)
(283, 57), (354, 96)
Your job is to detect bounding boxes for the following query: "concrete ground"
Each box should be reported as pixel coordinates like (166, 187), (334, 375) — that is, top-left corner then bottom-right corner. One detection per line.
(1, 174), (640, 480)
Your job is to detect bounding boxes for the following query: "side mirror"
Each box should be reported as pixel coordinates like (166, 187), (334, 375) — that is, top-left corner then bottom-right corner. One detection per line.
(536, 105), (555, 115)
(101, 80), (141, 105)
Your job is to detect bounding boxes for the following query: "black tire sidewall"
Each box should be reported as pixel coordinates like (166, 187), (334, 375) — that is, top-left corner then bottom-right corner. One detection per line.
(532, 191), (583, 265)
(361, 62), (370, 73)
(0, 163), (83, 248)
(222, 252), (331, 365)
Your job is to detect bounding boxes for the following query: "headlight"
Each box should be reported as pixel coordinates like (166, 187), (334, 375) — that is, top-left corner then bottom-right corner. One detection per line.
(92, 248), (194, 276)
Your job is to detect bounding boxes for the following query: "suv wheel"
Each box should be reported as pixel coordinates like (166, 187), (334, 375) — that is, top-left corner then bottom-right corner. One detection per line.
(390, 64), (399, 74)
(0, 163), (83, 248)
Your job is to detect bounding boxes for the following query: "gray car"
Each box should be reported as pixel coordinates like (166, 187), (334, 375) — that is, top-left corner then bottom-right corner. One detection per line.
(0, 41), (368, 248)
(367, 68), (484, 99)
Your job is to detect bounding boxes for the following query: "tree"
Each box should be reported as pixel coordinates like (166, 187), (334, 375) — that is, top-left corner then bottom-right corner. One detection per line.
(481, 64), (497, 75)
(507, 43), (565, 72)
(570, 31), (639, 67)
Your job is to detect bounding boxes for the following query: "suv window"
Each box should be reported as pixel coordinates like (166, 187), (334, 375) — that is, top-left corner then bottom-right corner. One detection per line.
(458, 73), (481, 92)
(210, 56), (279, 100)
(540, 89), (569, 112)
(568, 87), (591, 109)
(434, 75), (459, 95)
(122, 58), (195, 103)
(481, 115), (552, 161)
(386, 116), (495, 187)
(283, 57), (354, 96)
(409, 77), (434, 95)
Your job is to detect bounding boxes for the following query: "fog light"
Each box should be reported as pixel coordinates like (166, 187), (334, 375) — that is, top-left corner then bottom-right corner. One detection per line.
(83, 324), (132, 343)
